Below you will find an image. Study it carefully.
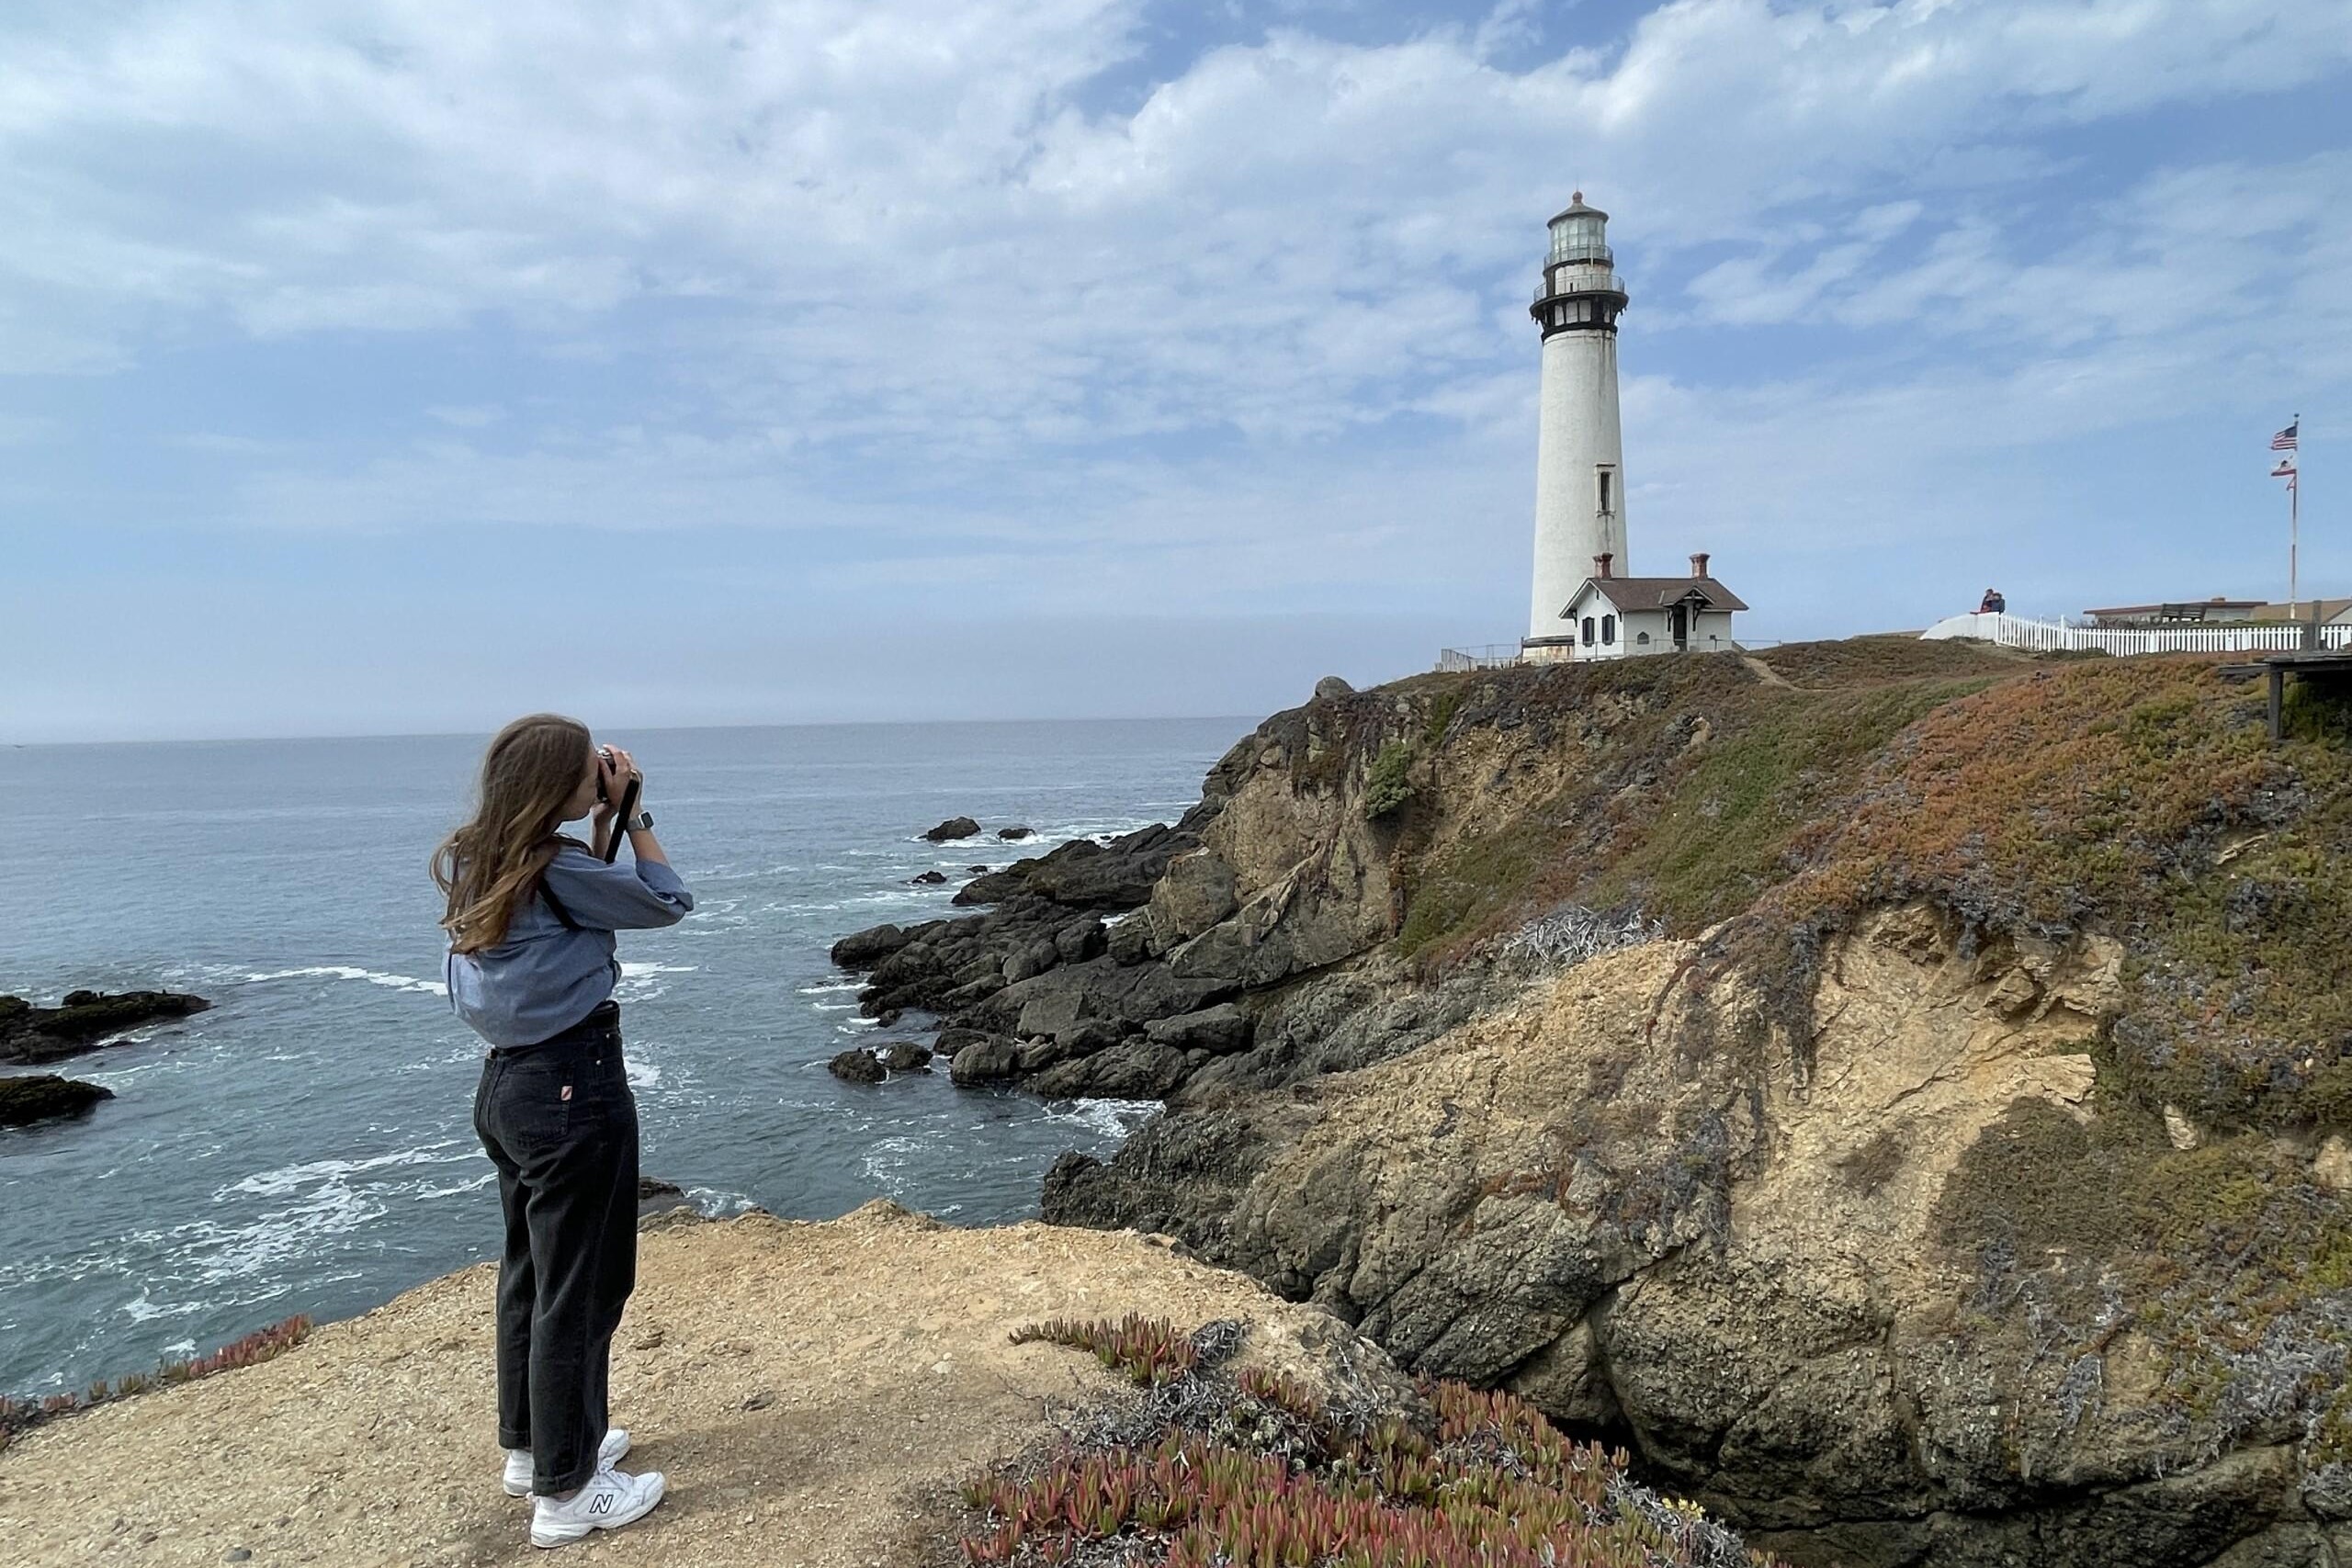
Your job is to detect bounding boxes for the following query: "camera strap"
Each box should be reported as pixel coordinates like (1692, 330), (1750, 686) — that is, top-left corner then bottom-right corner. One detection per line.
(536, 840), (585, 931)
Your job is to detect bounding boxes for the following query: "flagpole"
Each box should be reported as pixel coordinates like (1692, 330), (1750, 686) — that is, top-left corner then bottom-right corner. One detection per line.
(2291, 411), (2301, 619)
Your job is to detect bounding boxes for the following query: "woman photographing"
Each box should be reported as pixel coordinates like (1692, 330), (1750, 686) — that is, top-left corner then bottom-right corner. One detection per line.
(432, 714), (693, 1548)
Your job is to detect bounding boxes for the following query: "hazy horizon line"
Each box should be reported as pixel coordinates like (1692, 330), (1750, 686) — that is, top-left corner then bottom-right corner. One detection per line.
(0, 711), (1273, 751)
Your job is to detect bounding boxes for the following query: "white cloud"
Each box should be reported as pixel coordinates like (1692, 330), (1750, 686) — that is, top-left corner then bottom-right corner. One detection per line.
(0, 0), (2347, 673)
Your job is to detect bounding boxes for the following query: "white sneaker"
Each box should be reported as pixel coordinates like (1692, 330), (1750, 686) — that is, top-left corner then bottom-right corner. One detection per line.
(503, 1428), (632, 1497)
(529, 1465), (666, 1548)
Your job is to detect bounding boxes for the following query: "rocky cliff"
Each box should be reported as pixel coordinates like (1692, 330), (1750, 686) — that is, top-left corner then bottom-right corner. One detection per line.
(847, 638), (2352, 1566)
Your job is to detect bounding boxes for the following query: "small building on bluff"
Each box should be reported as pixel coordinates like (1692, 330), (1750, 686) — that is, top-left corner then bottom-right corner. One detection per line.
(1558, 551), (1747, 660)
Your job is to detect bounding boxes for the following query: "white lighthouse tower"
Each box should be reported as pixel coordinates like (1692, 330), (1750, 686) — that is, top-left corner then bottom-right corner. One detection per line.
(1524, 194), (1630, 657)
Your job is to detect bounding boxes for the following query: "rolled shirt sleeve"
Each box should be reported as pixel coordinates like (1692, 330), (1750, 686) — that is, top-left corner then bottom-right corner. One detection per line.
(540, 846), (695, 930)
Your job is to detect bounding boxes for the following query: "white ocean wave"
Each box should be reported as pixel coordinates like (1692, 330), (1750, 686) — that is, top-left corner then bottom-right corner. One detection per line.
(684, 1186), (757, 1217)
(688, 863), (797, 882)
(119, 1288), (208, 1325)
(246, 965), (444, 998)
(856, 1134), (929, 1191)
(228, 1142), (472, 1199)
(412, 1172), (496, 1201)
(1043, 1098), (1161, 1143)
(395, 1044), (487, 1072)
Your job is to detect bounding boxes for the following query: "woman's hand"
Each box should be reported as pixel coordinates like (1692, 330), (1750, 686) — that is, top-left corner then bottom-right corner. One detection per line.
(594, 746), (643, 822)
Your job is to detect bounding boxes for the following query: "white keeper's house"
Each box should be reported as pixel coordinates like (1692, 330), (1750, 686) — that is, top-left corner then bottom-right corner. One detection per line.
(1560, 551), (1748, 660)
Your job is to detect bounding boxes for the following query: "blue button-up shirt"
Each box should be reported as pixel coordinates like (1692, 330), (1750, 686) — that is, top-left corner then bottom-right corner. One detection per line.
(446, 845), (695, 1049)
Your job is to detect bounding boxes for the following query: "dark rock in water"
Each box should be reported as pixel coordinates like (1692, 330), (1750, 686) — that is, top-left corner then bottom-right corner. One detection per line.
(967, 865), (990, 874)
(0, 1074), (116, 1127)
(1313, 675), (1354, 700)
(827, 1048), (887, 1084)
(997, 826), (1036, 840)
(947, 1035), (1021, 1085)
(1058, 1019), (1125, 1058)
(956, 823), (1194, 909)
(873, 1008), (903, 1028)
(933, 1027), (990, 1057)
(1031, 1040), (1190, 1100)
(635, 1176), (694, 1218)
(922, 817), (981, 842)
(910, 870), (949, 886)
(830, 922), (927, 968)
(0, 989), (211, 1067)
(877, 1041), (934, 1073)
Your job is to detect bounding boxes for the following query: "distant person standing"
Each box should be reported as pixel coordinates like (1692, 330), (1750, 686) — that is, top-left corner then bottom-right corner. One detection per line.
(432, 715), (693, 1549)
(1978, 588), (2007, 614)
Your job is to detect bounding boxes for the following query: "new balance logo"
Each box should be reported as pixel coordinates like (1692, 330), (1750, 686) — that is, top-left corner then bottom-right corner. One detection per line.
(588, 1492), (615, 1516)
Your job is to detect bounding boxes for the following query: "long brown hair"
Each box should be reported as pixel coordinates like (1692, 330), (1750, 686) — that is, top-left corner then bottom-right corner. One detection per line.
(433, 714), (594, 953)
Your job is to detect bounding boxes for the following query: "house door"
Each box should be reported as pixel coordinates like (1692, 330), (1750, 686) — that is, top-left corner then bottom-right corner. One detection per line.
(1670, 604), (1689, 649)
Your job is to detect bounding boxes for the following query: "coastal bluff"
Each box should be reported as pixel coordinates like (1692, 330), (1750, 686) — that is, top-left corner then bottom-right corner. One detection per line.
(0, 1204), (1414, 1568)
(844, 637), (2352, 1565)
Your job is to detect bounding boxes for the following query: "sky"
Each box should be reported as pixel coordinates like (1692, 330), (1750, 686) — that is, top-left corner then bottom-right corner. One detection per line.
(4, 0), (2349, 742)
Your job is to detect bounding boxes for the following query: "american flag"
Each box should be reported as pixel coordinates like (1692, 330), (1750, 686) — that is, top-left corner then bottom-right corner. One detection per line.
(2272, 422), (2300, 452)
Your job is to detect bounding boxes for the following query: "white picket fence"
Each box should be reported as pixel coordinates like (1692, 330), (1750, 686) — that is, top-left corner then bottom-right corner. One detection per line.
(1921, 612), (2352, 657)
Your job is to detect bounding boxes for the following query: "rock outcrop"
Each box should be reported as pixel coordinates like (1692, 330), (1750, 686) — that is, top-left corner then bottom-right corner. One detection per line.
(634, 1176), (693, 1218)
(0, 989), (210, 1067)
(0, 1074), (115, 1127)
(922, 816), (981, 842)
(826, 1047), (888, 1083)
(829, 676), (1528, 1101)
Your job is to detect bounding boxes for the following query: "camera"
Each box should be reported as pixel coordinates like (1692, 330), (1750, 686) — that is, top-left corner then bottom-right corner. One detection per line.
(594, 746), (616, 804)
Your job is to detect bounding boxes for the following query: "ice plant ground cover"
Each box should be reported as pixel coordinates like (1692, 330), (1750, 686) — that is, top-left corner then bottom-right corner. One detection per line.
(0, 1314), (311, 1453)
(962, 1315), (1775, 1568)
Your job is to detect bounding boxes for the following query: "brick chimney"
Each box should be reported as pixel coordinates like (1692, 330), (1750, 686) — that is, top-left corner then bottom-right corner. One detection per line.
(1689, 551), (1711, 579)
(1594, 552), (1613, 580)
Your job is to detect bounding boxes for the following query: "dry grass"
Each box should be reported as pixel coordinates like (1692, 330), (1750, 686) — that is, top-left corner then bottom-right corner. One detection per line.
(1366, 648), (2352, 1138)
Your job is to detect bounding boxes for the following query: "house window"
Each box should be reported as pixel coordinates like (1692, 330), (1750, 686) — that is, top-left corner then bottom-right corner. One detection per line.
(1601, 615), (1616, 645)
(1636, 631), (1651, 646)
(1581, 615), (1596, 647)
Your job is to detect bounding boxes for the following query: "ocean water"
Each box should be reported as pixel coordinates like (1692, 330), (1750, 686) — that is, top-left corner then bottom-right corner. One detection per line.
(0, 717), (1248, 1393)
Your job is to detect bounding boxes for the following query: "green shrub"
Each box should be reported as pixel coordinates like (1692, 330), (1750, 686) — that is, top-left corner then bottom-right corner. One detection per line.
(1363, 740), (1418, 821)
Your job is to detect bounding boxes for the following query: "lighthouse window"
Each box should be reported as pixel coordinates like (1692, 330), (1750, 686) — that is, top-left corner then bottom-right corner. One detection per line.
(1597, 469), (1612, 513)
(1601, 615), (1616, 645)
(1581, 616), (1596, 647)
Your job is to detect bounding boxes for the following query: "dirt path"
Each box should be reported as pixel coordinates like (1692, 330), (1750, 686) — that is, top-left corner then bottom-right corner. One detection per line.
(0, 1203), (1324, 1568)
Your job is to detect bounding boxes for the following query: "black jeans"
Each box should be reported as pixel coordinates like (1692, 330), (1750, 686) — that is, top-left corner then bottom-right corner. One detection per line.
(472, 1000), (639, 1495)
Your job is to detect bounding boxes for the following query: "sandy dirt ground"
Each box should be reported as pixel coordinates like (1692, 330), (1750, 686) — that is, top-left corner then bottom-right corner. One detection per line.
(0, 1202), (1317, 1568)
